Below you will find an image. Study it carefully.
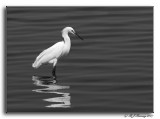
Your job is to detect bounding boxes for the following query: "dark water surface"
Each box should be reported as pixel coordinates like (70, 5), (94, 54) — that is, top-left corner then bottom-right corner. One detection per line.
(6, 7), (153, 112)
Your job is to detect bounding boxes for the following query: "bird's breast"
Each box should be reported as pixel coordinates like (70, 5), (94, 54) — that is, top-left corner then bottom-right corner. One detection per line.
(61, 43), (71, 57)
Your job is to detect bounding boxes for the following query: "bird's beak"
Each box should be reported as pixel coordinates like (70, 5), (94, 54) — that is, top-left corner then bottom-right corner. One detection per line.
(74, 32), (84, 40)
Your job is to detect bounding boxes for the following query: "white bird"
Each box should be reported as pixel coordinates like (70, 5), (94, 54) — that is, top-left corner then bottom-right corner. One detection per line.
(32, 27), (83, 76)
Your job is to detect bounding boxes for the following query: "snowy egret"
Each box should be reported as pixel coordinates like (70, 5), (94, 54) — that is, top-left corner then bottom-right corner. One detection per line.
(32, 27), (83, 76)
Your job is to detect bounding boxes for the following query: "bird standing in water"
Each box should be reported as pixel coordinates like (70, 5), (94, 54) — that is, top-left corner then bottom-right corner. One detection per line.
(32, 27), (83, 77)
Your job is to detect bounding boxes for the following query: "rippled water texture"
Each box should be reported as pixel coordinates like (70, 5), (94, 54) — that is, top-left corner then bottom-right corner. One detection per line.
(6, 7), (153, 112)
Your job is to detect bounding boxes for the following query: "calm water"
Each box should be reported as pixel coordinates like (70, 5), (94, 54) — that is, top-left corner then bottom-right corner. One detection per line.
(7, 7), (153, 112)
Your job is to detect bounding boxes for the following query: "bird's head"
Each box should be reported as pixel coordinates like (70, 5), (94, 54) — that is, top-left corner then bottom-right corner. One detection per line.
(62, 27), (84, 40)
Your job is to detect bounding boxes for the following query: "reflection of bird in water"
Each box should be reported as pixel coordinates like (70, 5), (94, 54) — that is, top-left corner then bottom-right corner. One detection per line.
(32, 75), (69, 91)
(32, 75), (71, 108)
(32, 27), (83, 77)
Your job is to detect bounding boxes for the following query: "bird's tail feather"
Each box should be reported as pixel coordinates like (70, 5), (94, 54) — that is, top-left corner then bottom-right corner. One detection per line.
(32, 60), (41, 69)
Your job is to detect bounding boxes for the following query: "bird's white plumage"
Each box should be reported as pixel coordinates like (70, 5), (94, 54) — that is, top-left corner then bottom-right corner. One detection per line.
(32, 27), (75, 69)
(32, 41), (64, 68)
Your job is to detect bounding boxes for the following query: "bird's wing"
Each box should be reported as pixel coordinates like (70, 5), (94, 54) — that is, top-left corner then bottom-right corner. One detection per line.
(36, 49), (47, 61)
(32, 41), (64, 68)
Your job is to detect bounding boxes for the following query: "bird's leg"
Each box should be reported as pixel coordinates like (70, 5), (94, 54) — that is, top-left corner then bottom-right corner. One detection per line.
(52, 66), (56, 77)
(52, 59), (57, 78)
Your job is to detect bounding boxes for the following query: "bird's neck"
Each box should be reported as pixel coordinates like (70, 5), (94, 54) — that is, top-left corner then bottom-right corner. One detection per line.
(62, 32), (71, 54)
(62, 32), (71, 45)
